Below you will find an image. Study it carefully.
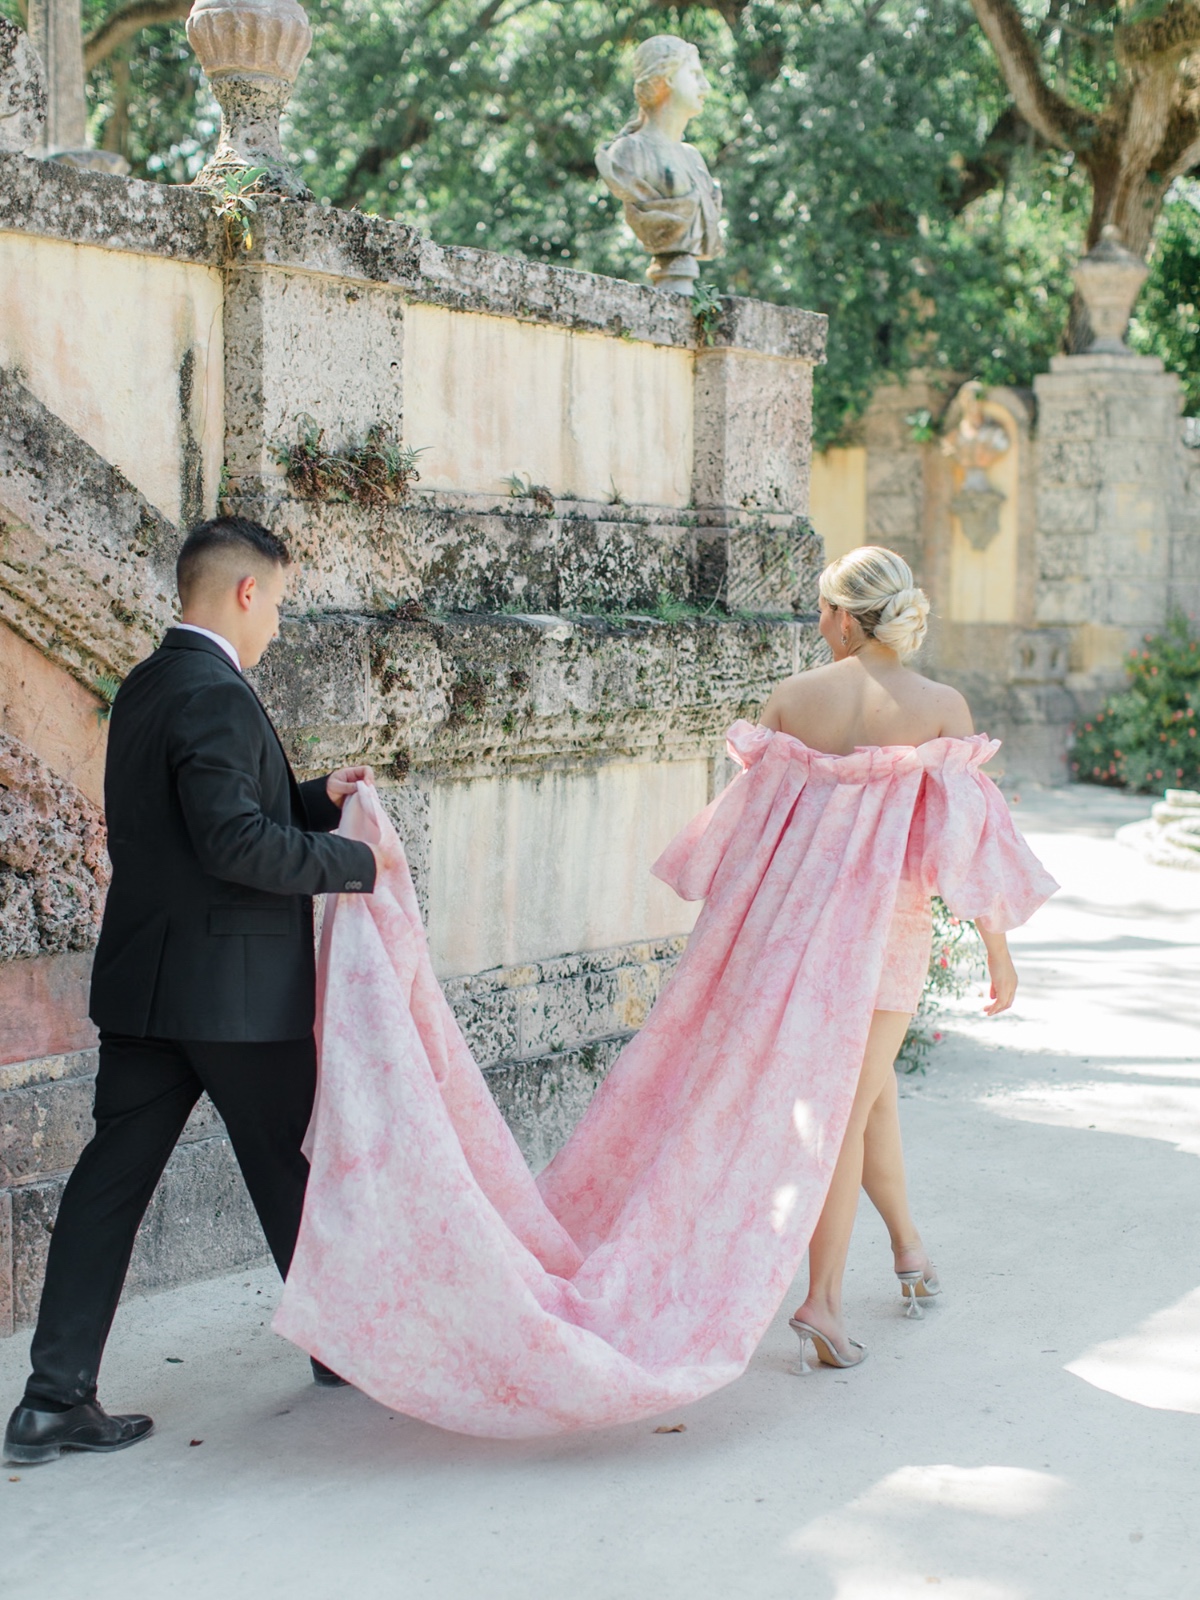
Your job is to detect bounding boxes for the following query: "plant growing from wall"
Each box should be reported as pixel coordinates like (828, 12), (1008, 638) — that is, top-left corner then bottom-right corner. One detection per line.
(503, 472), (555, 515)
(897, 898), (985, 1073)
(273, 416), (424, 509)
(212, 166), (268, 254)
(691, 282), (724, 347)
(93, 673), (122, 722)
(1070, 614), (1200, 793)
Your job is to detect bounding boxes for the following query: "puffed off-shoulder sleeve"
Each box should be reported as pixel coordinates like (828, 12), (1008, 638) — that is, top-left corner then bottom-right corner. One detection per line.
(914, 739), (1059, 933)
(652, 721), (779, 901)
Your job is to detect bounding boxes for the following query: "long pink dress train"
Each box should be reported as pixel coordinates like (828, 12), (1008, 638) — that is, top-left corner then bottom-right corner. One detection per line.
(274, 723), (1057, 1437)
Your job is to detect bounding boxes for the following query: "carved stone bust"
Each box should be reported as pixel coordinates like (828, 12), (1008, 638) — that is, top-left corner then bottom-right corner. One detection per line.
(596, 35), (723, 294)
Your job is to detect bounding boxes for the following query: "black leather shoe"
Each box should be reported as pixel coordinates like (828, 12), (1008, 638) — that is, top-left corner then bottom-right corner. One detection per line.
(4, 1400), (154, 1465)
(310, 1357), (348, 1388)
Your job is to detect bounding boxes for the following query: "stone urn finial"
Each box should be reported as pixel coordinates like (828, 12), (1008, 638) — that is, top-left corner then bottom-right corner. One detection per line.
(186, 0), (313, 199)
(1072, 224), (1150, 356)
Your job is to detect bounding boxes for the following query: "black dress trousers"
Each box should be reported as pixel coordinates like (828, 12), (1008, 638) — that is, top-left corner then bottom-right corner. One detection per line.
(25, 1032), (317, 1409)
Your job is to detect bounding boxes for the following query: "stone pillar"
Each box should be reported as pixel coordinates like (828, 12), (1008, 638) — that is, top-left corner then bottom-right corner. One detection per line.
(26, 0), (128, 172)
(690, 297), (826, 613)
(0, 17), (48, 154)
(27, 0), (84, 151)
(860, 377), (947, 581)
(1034, 352), (1183, 695)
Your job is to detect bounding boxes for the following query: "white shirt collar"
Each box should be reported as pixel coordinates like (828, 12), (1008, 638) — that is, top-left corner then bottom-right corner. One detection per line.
(175, 623), (242, 672)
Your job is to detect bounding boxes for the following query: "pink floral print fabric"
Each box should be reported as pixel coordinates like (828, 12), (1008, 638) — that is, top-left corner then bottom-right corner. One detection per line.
(274, 723), (1057, 1437)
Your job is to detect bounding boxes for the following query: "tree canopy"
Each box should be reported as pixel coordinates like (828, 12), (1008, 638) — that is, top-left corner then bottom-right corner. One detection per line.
(4, 0), (1196, 439)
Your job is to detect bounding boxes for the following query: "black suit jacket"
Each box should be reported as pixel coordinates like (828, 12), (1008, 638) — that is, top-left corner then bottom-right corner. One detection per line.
(89, 628), (376, 1042)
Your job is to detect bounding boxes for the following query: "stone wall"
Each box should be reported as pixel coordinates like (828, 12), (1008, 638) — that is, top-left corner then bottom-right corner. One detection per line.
(809, 366), (1200, 785)
(0, 151), (826, 1334)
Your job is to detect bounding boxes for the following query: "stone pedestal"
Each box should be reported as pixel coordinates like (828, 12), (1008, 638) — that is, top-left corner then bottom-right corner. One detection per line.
(1034, 352), (1184, 694)
(691, 298), (826, 613)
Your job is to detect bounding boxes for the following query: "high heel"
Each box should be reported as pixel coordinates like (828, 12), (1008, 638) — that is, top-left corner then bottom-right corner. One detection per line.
(788, 1317), (867, 1375)
(896, 1264), (941, 1319)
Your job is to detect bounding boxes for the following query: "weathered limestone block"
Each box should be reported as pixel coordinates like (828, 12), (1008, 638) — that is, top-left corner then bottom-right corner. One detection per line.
(223, 266), (405, 488)
(250, 609), (823, 782)
(0, 234), (224, 528)
(11, 1137), (265, 1326)
(485, 1037), (625, 1172)
(0, 732), (109, 962)
(234, 494), (695, 617)
(691, 300), (824, 612)
(0, 1048), (267, 1331)
(0, 371), (179, 690)
(1034, 352), (1184, 690)
(0, 18), (47, 155)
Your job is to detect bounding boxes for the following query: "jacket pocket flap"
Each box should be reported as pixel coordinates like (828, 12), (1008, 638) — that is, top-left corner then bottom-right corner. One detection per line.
(208, 906), (292, 937)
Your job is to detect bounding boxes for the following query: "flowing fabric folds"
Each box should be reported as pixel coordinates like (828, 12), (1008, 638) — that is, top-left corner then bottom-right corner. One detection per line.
(274, 724), (1057, 1437)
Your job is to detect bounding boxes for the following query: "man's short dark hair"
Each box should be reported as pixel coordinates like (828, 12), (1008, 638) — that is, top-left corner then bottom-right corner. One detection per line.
(176, 517), (291, 605)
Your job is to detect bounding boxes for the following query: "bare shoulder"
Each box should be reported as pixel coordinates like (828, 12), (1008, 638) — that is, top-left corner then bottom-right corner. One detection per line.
(760, 662), (844, 726)
(911, 672), (973, 736)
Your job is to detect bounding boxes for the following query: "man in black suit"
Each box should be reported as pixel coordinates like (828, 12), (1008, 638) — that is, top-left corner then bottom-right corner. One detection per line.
(4, 517), (378, 1465)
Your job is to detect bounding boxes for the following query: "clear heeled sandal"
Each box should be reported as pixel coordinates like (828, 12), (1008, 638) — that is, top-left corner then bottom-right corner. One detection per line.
(788, 1317), (868, 1375)
(896, 1263), (942, 1319)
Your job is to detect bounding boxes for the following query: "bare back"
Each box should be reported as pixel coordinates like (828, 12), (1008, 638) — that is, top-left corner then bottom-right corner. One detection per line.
(761, 654), (973, 755)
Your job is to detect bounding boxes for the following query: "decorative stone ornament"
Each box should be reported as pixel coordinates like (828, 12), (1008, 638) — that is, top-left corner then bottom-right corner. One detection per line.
(944, 380), (1011, 552)
(596, 35), (723, 294)
(1072, 224), (1150, 355)
(186, 0), (313, 198)
(1118, 790), (1200, 871)
(0, 18), (48, 155)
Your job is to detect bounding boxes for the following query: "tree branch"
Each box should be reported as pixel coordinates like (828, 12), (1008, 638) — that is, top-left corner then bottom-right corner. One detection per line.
(949, 104), (1045, 212)
(84, 0), (191, 72)
(967, 0), (1093, 148)
(1117, 0), (1200, 70)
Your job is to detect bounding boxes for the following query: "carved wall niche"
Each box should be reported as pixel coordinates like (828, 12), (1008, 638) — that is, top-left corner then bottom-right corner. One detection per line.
(941, 381), (1031, 626)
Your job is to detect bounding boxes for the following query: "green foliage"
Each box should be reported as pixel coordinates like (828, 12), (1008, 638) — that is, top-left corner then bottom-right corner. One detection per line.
(897, 897), (985, 1074)
(211, 167), (268, 254)
(1070, 614), (1200, 793)
(273, 415), (424, 508)
(93, 672), (122, 722)
(691, 282), (724, 346)
(8, 0), (1193, 444)
(905, 408), (939, 444)
(1130, 181), (1200, 415)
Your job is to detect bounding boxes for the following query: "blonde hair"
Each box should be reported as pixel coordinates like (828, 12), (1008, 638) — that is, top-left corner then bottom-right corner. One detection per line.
(614, 35), (700, 136)
(818, 545), (930, 660)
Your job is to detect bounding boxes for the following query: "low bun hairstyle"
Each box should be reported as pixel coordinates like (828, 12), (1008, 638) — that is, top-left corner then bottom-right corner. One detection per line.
(818, 545), (930, 660)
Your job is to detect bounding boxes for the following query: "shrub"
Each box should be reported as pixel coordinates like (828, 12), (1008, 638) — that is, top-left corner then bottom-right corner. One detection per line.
(1070, 614), (1200, 793)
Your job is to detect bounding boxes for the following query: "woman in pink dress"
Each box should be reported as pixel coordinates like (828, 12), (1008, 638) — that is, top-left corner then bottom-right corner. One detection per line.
(275, 546), (1057, 1438)
(761, 546), (1018, 1372)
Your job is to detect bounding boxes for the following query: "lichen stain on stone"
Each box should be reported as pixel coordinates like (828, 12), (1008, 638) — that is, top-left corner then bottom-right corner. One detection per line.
(0, 731), (110, 961)
(177, 347), (205, 533)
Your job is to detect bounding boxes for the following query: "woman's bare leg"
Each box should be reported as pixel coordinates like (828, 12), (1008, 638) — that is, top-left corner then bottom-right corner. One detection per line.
(860, 1065), (927, 1274)
(791, 1010), (911, 1354)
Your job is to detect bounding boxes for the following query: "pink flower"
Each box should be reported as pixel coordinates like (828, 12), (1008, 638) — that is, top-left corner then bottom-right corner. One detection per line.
(933, 1031), (943, 1042)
